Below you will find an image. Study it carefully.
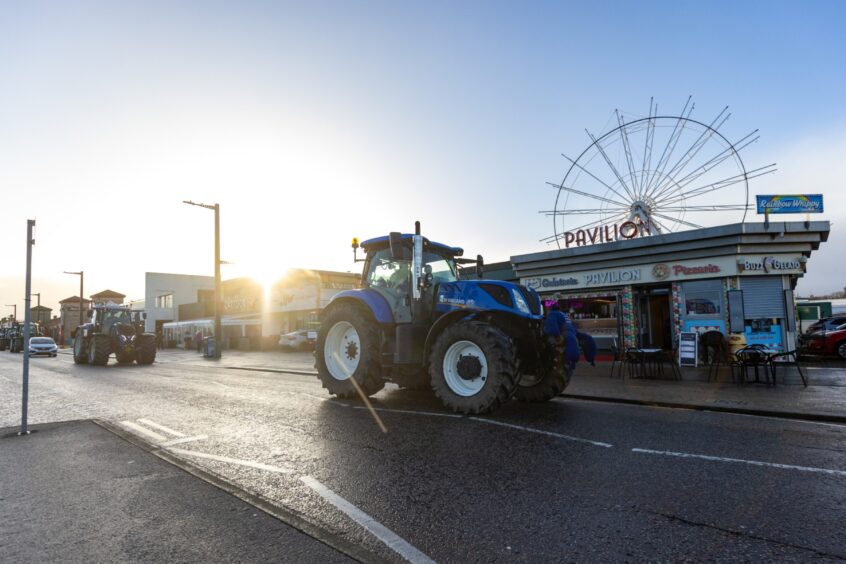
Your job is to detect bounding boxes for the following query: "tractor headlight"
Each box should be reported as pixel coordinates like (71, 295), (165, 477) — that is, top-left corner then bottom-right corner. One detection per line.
(511, 288), (531, 314)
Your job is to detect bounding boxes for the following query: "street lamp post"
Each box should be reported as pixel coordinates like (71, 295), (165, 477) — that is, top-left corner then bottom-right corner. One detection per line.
(183, 200), (221, 358)
(63, 271), (84, 328)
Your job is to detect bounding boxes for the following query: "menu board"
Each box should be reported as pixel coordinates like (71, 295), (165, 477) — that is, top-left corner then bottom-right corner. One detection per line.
(678, 332), (698, 367)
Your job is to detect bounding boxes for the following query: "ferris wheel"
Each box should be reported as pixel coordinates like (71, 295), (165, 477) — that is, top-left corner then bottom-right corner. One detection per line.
(542, 98), (776, 248)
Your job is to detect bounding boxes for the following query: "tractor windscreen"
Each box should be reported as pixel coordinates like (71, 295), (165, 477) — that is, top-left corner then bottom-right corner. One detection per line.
(424, 252), (457, 284)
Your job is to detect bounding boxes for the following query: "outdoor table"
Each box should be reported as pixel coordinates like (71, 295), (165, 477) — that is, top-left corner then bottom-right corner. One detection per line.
(628, 348), (663, 379)
(736, 347), (777, 385)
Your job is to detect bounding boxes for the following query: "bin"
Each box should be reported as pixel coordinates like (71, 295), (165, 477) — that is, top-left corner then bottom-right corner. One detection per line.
(728, 333), (746, 357)
(203, 336), (216, 358)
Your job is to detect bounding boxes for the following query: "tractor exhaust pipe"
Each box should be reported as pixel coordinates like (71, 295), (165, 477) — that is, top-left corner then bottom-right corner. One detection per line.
(415, 221), (420, 235)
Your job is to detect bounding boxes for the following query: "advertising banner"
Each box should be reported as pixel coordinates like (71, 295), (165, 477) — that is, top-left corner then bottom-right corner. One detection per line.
(755, 194), (824, 214)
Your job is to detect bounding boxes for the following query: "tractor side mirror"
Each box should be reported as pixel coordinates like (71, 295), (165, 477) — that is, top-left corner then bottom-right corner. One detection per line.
(476, 254), (485, 279)
(139, 312), (147, 321)
(389, 231), (404, 260)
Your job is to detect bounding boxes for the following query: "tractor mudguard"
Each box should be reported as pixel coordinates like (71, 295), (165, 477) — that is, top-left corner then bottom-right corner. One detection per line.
(423, 310), (475, 363)
(328, 289), (395, 325)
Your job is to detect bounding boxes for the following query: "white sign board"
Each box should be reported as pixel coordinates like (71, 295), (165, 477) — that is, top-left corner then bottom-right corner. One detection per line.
(678, 332), (698, 367)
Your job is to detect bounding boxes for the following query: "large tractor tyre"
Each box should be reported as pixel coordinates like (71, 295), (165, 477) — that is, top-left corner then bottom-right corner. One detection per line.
(73, 334), (89, 364)
(429, 321), (518, 415)
(514, 341), (572, 402)
(88, 334), (112, 366)
(316, 303), (385, 399)
(136, 334), (157, 365)
(396, 366), (432, 391)
(0, 339), (6, 351)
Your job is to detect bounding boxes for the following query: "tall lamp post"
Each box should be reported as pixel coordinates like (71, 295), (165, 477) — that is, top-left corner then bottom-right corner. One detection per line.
(183, 200), (221, 358)
(64, 271), (84, 328)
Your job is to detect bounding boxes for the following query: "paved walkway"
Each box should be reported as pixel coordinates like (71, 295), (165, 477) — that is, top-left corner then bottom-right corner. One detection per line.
(140, 348), (846, 423)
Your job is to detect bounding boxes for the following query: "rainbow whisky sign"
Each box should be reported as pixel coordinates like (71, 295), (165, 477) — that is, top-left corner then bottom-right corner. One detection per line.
(756, 194), (824, 214)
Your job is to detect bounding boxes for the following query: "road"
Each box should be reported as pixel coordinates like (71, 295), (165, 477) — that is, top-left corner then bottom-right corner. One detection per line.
(1, 350), (845, 562)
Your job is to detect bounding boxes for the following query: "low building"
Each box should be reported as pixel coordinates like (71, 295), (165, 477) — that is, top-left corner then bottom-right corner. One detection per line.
(58, 296), (92, 345)
(90, 289), (125, 305)
(144, 272), (215, 334)
(511, 221), (830, 357)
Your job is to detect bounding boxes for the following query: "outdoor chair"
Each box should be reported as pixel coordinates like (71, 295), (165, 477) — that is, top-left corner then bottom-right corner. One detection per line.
(609, 338), (624, 378)
(734, 345), (772, 385)
(699, 330), (728, 382)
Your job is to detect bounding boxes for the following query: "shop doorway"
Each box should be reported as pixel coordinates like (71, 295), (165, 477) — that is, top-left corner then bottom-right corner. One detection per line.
(636, 286), (672, 350)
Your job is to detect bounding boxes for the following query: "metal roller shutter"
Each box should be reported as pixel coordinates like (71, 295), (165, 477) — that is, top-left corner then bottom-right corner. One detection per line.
(740, 277), (785, 319)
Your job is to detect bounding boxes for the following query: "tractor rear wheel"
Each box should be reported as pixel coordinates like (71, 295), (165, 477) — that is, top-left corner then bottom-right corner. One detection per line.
(73, 333), (89, 364)
(88, 334), (111, 366)
(136, 334), (157, 365)
(514, 340), (571, 402)
(316, 303), (384, 398)
(429, 321), (517, 414)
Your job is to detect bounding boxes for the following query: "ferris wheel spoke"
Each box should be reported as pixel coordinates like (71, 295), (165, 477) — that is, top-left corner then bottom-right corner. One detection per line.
(561, 153), (633, 204)
(650, 212), (703, 230)
(616, 110), (642, 196)
(639, 98), (656, 197)
(645, 107), (730, 201)
(650, 129), (759, 202)
(586, 129), (638, 201)
(648, 216), (673, 234)
(642, 96), (693, 196)
(541, 207), (624, 216)
(656, 205), (750, 212)
(546, 182), (628, 208)
(660, 164), (776, 207)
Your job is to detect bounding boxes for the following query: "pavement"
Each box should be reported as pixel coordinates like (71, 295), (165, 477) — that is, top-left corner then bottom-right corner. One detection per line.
(0, 420), (364, 564)
(148, 347), (846, 423)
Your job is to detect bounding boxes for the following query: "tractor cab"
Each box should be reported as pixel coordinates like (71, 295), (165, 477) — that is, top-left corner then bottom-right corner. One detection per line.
(361, 237), (461, 324)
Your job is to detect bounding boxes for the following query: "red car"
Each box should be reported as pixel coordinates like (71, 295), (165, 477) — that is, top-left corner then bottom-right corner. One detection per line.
(800, 316), (846, 359)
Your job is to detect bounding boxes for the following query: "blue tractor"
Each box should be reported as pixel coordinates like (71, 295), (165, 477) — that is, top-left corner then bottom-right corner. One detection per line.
(315, 222), (570, 414)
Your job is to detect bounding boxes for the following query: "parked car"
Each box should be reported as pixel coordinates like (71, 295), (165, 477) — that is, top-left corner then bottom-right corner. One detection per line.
(278, 330), (317, 351)
(29, 336), (58, 357)
(800, 316), (846, 359)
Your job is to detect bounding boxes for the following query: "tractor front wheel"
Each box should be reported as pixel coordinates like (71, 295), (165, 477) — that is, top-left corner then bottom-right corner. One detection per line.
(136, 334), (157, 365)
(514, 339), (572, 402)
(73, 333), (89, 364)
(429, 321), (517, 414)
(316, 304), (385, 398)
(88, 334), (111, 366)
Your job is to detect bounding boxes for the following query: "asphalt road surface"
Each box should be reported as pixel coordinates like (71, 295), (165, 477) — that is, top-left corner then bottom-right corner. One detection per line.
(2, 350), (845, 562)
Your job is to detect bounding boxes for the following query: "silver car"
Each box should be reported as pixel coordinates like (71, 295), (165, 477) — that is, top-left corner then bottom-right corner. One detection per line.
(29, 336), (58, 357)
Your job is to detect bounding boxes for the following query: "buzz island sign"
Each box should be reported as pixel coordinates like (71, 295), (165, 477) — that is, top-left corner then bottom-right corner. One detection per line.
(560, 220), (654, 248)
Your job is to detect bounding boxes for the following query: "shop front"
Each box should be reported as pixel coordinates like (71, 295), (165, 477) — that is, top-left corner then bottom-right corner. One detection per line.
(512, 221), (829, 366)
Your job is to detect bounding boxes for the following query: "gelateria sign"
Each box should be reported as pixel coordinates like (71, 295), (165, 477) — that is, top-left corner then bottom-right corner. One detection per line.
(738, 256), (804, 274)
(560, 220), (654, 248)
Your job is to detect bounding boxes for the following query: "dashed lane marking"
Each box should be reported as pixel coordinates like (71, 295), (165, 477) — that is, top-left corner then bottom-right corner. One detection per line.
(121, 421), (168, 442)
(469, 417), (614, 448)
(160, 435), (208, 447)
(300, 476), (436, 564)
(138, 418), (186, 437)
(632, 448), (846, 477)
(165, 447), (294, 474)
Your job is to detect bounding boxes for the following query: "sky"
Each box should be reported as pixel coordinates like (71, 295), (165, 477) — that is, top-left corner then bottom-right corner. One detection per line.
(1, 0), (845, 317)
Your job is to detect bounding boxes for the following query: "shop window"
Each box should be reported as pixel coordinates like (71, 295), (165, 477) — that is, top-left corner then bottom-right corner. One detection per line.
(684, 292), (721, 315)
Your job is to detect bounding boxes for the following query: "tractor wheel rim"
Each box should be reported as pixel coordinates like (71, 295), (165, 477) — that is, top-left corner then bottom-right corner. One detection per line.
(324, 321), (360, 381)
(443, 340), (488, 397)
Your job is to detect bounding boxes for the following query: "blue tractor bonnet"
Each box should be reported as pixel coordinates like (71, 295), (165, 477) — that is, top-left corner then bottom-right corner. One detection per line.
(360, 234), (463, 257)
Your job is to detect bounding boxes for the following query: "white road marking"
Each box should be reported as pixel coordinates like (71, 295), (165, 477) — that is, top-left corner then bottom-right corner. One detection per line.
(632, 448), (846, 477)
(138, 418), (186, 437)
(341, 403), (463, 419)
(160, 435), (208, 447)
(469, 417), (614, 448)
(121, 420), (168, 442)
(165, 447), (294, 474)
(300, 476), (435, 564)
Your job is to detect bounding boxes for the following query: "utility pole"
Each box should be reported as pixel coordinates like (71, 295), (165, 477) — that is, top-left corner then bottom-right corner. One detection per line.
(21, 219), (35, 436)
(64, 271), (84, 328)
(183, 200), (222, 358)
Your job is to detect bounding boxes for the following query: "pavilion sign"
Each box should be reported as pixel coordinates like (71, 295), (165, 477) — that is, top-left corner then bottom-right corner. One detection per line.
(561, 220), (654, 248)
